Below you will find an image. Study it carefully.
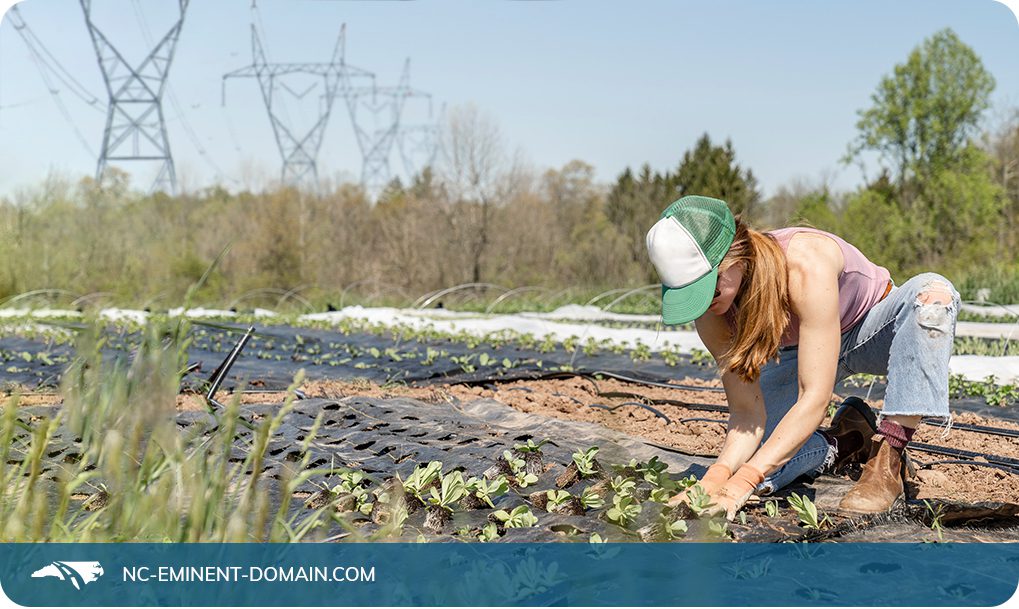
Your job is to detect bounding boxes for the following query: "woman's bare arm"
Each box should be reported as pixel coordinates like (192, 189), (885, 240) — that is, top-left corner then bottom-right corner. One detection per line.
(745, 234), (843, 475)
(695, 312), (766, 473)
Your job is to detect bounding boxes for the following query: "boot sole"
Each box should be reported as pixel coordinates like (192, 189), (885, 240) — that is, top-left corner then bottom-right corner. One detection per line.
(837, 495), (906, 516)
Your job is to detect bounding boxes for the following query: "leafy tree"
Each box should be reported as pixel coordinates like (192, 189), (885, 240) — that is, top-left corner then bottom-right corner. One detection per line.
(606, 164), (677, 275)
(846, 28), (995, 202)
(790, 189), (840, 233)
(606, 136), (758, 278)
(675, 133), (760, 218)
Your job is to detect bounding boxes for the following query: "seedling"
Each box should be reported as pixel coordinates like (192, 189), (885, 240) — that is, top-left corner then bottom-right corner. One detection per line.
(665, 516), (688, 540)
(491, 505), (539, 528)
(605, 494), (642, 527)
(513, 439), (549, 454)
(449, 354), (476, 373)
(580, 487), (604, 510)
(630, 342), (651, 362)
(923, 499), (946, 541)
(685, 484), (717, 517)
(707, 519), (731, 539)
(787, 493), (830, 530)
(630, 456), (670, 486)
(428, 471), (467, 510)
(400, 461), (443, 501)
(546, 490), (572, 509)
(421, 348), (441, 366)
(477, 522), (500, 542)
(677, 475), (698, 490)
(609, 475), (637, 497)
(424, 471), (466, 531)
(329, 471), (374, 515)
(503, 450), (539, 488)
(648, 486), (673, 503)
(464, 476), (510, 509)
(690, 348), (714, 367)
(572, 446), (600, 477)
(765, 499), (779, 518)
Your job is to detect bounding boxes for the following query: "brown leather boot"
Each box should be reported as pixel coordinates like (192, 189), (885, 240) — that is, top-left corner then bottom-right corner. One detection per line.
(826, 397), (878, 471)
(837, 435), (906, 514)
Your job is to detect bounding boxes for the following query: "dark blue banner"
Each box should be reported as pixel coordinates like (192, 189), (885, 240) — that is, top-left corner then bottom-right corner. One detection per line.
(0, 543), (1016, 606)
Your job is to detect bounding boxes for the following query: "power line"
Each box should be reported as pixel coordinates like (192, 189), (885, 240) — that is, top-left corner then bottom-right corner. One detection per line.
(8, 6), (103, 111)
(8, 6), (97, 156)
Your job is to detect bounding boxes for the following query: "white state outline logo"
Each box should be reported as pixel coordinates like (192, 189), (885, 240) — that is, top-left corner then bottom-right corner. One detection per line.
(30, 562), (104, 590)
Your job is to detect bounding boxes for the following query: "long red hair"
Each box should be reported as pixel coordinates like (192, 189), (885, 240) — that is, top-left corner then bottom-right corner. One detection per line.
(720, 218), (790, 383)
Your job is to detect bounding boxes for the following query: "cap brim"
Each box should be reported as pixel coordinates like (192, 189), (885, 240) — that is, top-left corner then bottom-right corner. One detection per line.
(661, 267), (718, 325)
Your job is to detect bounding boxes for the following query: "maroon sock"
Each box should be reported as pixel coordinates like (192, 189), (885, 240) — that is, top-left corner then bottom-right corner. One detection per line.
(878, 420), (915, 451)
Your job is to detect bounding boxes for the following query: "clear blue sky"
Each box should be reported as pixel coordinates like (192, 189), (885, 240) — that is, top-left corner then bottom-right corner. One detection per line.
(0, 0), (1017, 198)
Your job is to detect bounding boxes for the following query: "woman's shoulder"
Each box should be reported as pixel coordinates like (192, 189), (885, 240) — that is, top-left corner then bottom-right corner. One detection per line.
(782, 229), (846, 276)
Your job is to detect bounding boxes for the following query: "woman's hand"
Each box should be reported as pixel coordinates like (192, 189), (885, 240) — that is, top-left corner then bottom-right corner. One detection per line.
(708, 464), (766, 520)
(693, 311), (767, 479)
(667, 463), (730, 506)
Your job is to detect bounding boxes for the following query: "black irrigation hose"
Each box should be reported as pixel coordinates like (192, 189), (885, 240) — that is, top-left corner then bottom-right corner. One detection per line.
(911, 458), (1019, 476)
(584, 369), (726, 393)
(587, 401), (672, 425)
(908, 442), (1019, 474)
(680, 417), (726, 425)
(597, 391), (729, 414)
(552, 392), (585, 406)
(922, 418), (1019, 439)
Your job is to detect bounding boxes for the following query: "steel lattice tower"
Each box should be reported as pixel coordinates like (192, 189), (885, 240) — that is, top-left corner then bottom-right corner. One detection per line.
(398, 101), (443, 182)
(80, 0), (189, 194)
(344, 59), (429, 197)
(223, 24), (373, 188)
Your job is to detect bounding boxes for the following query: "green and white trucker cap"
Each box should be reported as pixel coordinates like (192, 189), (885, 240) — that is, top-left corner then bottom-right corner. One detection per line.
(645, 196), (736, 325)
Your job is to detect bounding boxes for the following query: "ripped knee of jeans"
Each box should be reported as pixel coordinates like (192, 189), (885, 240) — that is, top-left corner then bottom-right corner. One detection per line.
(914, 279), (956, 337)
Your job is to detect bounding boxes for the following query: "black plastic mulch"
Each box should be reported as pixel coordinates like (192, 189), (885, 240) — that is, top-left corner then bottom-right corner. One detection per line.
(1, 322), (1015, 420)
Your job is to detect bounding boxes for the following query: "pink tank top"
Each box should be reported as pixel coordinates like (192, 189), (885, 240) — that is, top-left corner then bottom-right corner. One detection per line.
(767, 227), (891, 348)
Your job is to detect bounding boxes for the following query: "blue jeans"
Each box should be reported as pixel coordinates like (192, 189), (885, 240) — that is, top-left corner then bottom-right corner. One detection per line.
(756, 273), (960, 494)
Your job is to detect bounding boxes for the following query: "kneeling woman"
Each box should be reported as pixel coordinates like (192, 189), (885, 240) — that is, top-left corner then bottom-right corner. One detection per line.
(645, 196), (959, 519)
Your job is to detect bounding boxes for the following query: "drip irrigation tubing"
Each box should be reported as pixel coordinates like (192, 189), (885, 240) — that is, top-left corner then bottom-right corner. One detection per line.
(911, 458), (1019, 476)
(907, 442), (1019, 474)
(595, 391), (728, 413)
(922, 418), (1019, 439)
(584, 370), (726, 393)
(587, 401), (672, 425)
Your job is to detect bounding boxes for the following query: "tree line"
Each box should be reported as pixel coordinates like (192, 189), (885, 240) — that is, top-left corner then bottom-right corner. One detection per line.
(0, 28), (1016, 307)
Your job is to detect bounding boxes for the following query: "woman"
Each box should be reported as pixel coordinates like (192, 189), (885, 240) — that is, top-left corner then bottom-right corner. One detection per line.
(645, 195), (959, 519)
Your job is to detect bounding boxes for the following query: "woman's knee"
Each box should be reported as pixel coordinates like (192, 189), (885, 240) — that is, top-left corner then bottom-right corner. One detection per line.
(899, 273), (960, 337)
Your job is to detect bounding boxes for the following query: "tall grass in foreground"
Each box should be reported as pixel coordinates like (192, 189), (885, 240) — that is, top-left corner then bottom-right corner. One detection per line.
(0, 318), (346, 542)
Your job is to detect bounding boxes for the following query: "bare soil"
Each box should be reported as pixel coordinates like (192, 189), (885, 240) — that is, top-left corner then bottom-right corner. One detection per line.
(306, 377), (1019, 506)
(13, 375), (1019, 506)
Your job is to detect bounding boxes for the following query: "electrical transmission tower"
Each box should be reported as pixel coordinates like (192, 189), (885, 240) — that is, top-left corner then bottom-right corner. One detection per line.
(344, 59), (430, 198)
(223, 24), (373, 188)
(398, 101), (443, 182)
(79, 0), (189, 194)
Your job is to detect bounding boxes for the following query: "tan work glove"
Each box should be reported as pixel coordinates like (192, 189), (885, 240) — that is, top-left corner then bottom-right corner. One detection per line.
(668, 463), (731, 507)
(710, 463), (765, 520)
